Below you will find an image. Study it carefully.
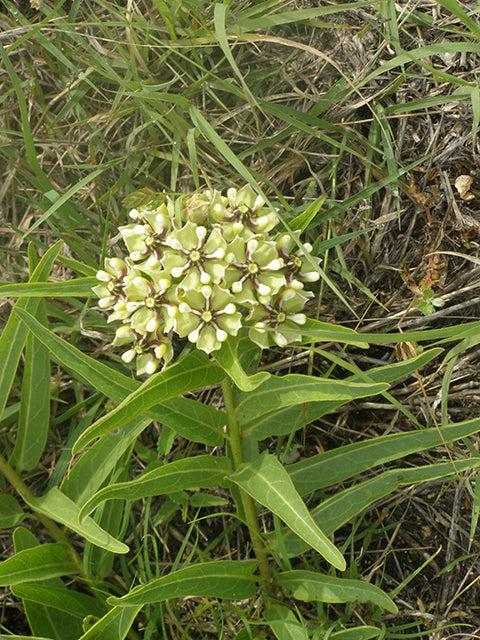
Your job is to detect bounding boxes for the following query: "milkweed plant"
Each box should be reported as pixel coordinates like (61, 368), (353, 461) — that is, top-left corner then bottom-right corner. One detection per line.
(4, 183), (477, 639)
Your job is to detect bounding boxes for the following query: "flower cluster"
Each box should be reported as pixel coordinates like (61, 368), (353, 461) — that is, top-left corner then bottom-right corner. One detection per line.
(93, 186), (320, 375)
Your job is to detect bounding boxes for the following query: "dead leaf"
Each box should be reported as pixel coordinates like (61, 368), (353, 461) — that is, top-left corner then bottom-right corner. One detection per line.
(30, 0), (41, 7)
(454, 175), (475, 201)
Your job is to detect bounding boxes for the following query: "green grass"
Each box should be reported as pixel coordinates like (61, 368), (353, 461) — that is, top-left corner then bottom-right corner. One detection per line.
(1, 1), (480, 638)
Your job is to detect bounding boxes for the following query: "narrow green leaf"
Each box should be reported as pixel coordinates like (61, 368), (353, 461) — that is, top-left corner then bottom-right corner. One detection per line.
(278, 458), (480, 558)
(23, 168), (106, 238)
(0, 241), (62, 419)
(435, 0), (480, 38)
(0, 277), (96, 298)
(231, 453), (345, 570)
(329, 627), (382, 640)
(10, 259), (50, 470)
(235, 374), (387, 425)
(299, 319), (369, 347)
(0, 495), (25, 528)
(0, 544), (77, 586)
(243, 348), (441, 438)
(289, 196), (326, 232)
(72, 350), (224, 453)
(263, 605), (308, 640)
(26, 488), (129, 554)
(78, 606), (142, 640)
(213, 335), (270, 391)
(277, 570), (397, 613)
(15, 309), (225, 446)
(80, 455), (232, 520)
(11, 584), (106, 619)
(109, 560), (257, 606)
(288, 416), (480, 496)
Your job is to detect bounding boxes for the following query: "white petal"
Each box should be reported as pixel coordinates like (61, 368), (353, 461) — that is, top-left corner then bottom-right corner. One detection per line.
(247, 238), (258, 255)
(188, 328), (200, 343)
(129, 208), (139, 220)
(145, 358), (159, 375)
(178, 302), (191, 313)
(303, 271), (320, 282)
(216, 328), (228, 342)
(196, 226), (207, 242)
(222, 303), (236, 315)
(264, 258), (284, 271)
(200, 271), (211, 284)
(167, 238), (183, 251)
(210, 247), (225, 259)
(96, 270), (111, 282)
(273, 332), (288, 347)
(288, 313), (306, 325)
(257, 283), (271, 296)
(201, 285), (212, 298)
(231, 281), (243, 293)
(98, 296), (115, 308)
(171, 267), (185, 278)
(122, 349), (136, 363)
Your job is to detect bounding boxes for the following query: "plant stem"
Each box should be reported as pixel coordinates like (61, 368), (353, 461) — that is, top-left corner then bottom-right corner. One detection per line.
(0, 452), (84, 573)
(222, 380), (271, 593)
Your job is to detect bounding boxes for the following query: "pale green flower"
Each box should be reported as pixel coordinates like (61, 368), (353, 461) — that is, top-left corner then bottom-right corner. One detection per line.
(276, 232), (321, 286)
(248, 287), (311, 348)
(119, 201), (172, 261)
(122, 274), (172, 333)
(173, 285), (242, 353)
(121, 333), (174, 375)
(184, 189), (228, 225)
(93, 257), (130, 309)
(224, 185), (278, 235)
(161, 222), (227, 289)
(225, 236), (286, 304)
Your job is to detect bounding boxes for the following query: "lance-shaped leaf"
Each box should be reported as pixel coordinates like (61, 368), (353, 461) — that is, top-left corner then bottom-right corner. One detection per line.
(300, 318), (369, 347)
(288, 415), (480, 496)
(329, 627), (382, 640)
(80, 455), (232, 520)
(231, 453), (345, 571)
(78, 606), (142, 640)
(16, 309), (226, 446)
(26, 488), (128, 553)
(277, 570), (397, 613)
(234, 375), (388, 425)
(242, 348), (442, 438)
(0, 495), (25, 528)
(0, 543), (77, 585)
(0, 241), (62, 418)
(72, 350), (225, 452)
(277, 458), (480, 558)
(0, 277), (96, 298)
(109, 560), (257, 606)
(213, 335), (270, 392)
(12, 584), (107, 619)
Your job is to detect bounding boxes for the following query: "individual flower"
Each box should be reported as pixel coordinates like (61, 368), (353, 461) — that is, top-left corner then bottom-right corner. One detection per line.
(161, 222), (227, 289)
(119, 200), (173, 261)
(183, 189), (228, 225)
(276, 232), (321, 286)
(119, 331), (174, 375)
(224, 236), (286, 304)
(122, 273), (172, 333)
(172, 285), (242, 353)
(92, 257), (130, 309)
(247, 286), (312, 348)
(221, 185), (278, 236)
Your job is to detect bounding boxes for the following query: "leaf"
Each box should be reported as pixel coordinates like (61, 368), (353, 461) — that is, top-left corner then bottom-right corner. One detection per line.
(231, 452), (345, 571)
(329, 627), (382, 640)
(277, 570), (397, 613)
(263, 605), (308, 640)
(109, 560), (257, 606)
(278, 458), (480, 558)
(10, 249), (51, 471)
(12, 527), (83, 640)
(213, 335), (270, 391)
(289, 195), (326, 232)
(15, 309), (225, 447)
(0, 277), (96, 298)
(0, 241), (62, 419)
(72, 350), (225, 453)
(78, 606), (142, 640)
(235, 3), (371, 30)
(243, 348), (442, 438)
(12, 584), (106, 619)
(0, 543), (77, 585)
(0, 495), (25, 528)
(26, 488), (129, 553)
(80, 455), (232, 520)
(288, 415), (480, 496)
(61, 418), (151, 506)
(235, 374), (387, 425)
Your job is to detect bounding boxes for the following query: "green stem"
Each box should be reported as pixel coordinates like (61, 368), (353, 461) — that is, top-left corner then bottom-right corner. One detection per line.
(0, 452), (83, 573)
(222, 380), (271, 594)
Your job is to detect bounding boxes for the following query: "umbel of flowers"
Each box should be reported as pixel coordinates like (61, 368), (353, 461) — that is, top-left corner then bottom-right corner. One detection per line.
(93, 186), (320, 375)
